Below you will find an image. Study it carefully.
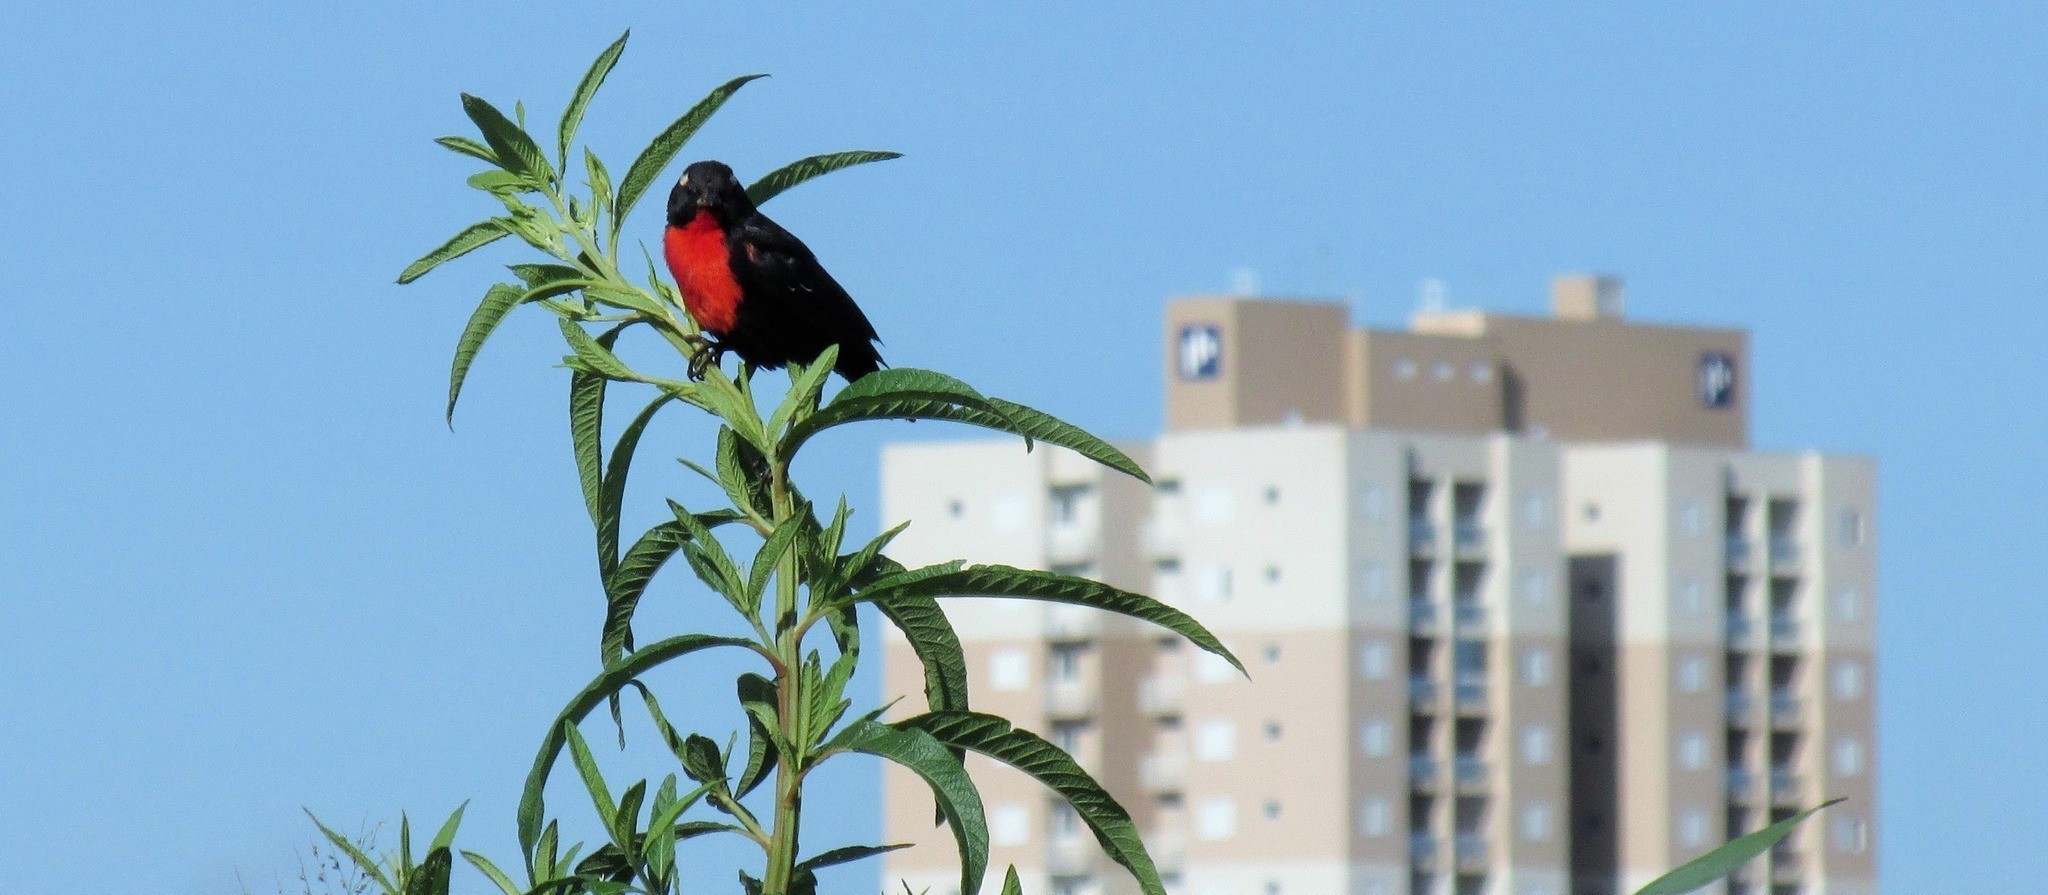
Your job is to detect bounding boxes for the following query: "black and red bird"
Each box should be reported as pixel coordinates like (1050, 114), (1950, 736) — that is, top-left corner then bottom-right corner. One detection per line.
(663, 160), (884, 381)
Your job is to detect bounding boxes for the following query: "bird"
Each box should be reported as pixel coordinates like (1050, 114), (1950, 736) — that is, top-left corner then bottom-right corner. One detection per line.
(663, 160), (884, 381)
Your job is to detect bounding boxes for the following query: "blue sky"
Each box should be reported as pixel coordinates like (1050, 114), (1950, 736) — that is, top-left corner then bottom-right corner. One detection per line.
(3, 3), (2045, 892)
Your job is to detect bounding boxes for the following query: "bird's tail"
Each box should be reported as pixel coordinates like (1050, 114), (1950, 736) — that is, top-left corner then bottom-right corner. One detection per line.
(835, 341), (884, 381)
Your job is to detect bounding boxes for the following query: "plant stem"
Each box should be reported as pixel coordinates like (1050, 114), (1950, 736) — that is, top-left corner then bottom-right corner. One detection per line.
(761, 454), (806, 895)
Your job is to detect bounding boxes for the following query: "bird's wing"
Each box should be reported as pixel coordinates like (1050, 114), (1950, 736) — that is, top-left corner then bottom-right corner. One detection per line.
(730, 212), (882, 344)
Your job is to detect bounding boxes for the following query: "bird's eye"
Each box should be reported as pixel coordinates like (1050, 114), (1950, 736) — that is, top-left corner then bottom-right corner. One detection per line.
(677, 174), (690, 188)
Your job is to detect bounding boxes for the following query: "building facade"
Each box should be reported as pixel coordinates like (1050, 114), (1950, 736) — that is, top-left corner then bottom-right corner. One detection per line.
(879, 277), (1877, 895)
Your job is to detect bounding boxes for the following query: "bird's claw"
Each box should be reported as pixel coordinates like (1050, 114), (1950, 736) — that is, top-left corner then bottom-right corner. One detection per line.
(685, 336), (727, 381)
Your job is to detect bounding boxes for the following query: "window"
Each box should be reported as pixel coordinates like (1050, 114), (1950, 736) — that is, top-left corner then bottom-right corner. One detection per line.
(1520, 492), (1550, 529)
(1431, 361), (1454, 382)
(1263, 564), (1281, 584)
(1454, 640), (1487, 678)
(1049, 644), (1086, 683)
(1358, 798), (1391, 836)
(1262, 800), (1282, 821)
(1196, 650), (1238, 683)
(1678, 732), (1708, 771)
(992, 803), (1030, 845)
(1360, 718), (1392, 757)
(1049, 484), (1092, 525)
(1395, 358), (1418, 380)
(1680, 500), (1705, 536)
(1679, 809), (1710, 847)
(1195, 486), (1234, 526)
(1196, 797), (1237, 840)
(1263, 485), (1281, 506)
(1678, 655), (1708, 694)
(1833, 661), (1865, 700)
(1833, 585), (1863, 623)
(1362, 484), (1388, 521)
(1520, 802), (1552, 841)
(1358, 640), (1390, 679)
(990, 649), (1030, 691)
(947, 499), (964, 518)
(1834, 737), (1865, 776)
(1262, 643), (1282, 665)
(1357, 562), (1388, 603)
(1520, 726), (1552, 765)
(1049, 801), (1081, 838)
(1196, 719), (1237, 761)
(1195, 566), (1233, 604)
(1469, 363), (1494, 383)
(1263, 721), (1283, 742)
(1832, 815), (1869, 853)
(1679, 578), (1706, 615)
(1051, 721), (1088, 755)
(1521, 648), (1550, 686)
(1838, 508), (1866, 547)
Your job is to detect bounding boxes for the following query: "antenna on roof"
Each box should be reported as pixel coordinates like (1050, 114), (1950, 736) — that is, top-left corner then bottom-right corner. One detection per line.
(1418, 278), (1448, 314)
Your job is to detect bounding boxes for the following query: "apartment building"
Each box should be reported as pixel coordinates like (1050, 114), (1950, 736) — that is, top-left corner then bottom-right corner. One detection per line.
(878, 277), (1878, 895)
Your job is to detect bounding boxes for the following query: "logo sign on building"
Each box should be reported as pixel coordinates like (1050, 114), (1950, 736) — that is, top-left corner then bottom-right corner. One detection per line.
(1698, 352), (1737, 409)
(1177, 324), (1223, 381)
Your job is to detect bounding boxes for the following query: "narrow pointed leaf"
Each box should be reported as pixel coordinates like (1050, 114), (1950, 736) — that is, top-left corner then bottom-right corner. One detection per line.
(563, 724), (618, 829)
(1001, 866), (1023, 895)
(429, 802), (467, 852)
(445, 283), (524, 423)
(767, 345), (840, 437)
(870, 592), (969, 716)
(399, 219), (510, 284)
(903, 712), (1163, 895)
(828, 721), (988, 895)
(601, 511), (743, 665)
(613, 74), (767, 233)
(1632, 800), (1842, 895)
(560, 31), (628, 165)
(459, 852), (521, 895)
(570, 323), (631, 529)
(461, 93), (554, 182)
(597, 392), (675, 578)
(746, 150), (903, 206)
(306, 811), (397, 894)
(435, 135), (497, 164)
(559, 318), (643, 381)
(401, 848), (452, 895)
(747, 511), (807, 603)
(857, 565), (1238, 673)
(735, 673), (779, 799)
(518, 634), (752, 858)
(795, 843), (911, 872)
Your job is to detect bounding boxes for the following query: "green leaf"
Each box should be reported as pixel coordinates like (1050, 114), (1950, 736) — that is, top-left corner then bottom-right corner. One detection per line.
(568, 324), (629, 531)
(734, 673), (779, 799)
(585, 148), (614, 219)
(597, 392), (674, 578)
(563, 724), (619, 830)
(985, 396), (1149, 483)
(401, 848), (452, 895)
(1631, 800), (1842, 895)
(795, 843), (911, 873)
(747, 510), (807, 605)
(827, 721), (988, 895)
(903, 712), (1163, 895)
(612, 74), (768, 234)
(558, 318), (643, 381)
(602, 512), (744, 666)
(517, 634), (753, 859)
(666, 500), (750, 615)
(715, 426), (773, 519)
(435, 135), (497, 164)
(459, 852), (521, 895)
(610, 779), (647, 853)
(767, 345), (840, 438)
(428, 802), (467, 853)
(746, 150), (903, 206)
(858, 564), (1239, 673)
(560, 31), (628, 166)
(641, 776), (689, 885)
(1000, 865), (1023, 895)
(444, 283), (524, 425)
(467, 169), (535, 195)
(461, 93), (554, 182)
(398, 218), (510, 284)
(870, 591), (969, 716)
(306, 811), (397, 894)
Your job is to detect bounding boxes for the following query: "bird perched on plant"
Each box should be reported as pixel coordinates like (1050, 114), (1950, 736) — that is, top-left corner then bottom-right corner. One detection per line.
(663, 160), (884, 381)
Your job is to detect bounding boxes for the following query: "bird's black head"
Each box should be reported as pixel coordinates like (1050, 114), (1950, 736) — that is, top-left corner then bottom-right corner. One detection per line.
(666, 160), (755, 227)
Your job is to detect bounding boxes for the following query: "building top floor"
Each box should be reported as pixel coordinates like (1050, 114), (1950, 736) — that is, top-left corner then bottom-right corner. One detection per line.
(1165, 275), (1750, 447)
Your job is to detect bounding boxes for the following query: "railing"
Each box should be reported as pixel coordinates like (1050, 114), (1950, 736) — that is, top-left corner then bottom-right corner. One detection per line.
(1770, 849), (1804, 882)
(1768, 614), (1800, 647)
(1453, 756), (1487, 791)
(1046, 523), (1098, 565)
(1453, 677), (1487, 710)
(1726, 533), (1752, 564)
(1769, 767), (1800, 797)
(1409, 832), (1439, 865)
(1138, 676), (1184, 716)
(1139, 752), (1186, 793)
(1408, 676), (1439, 707)
(1408, 755), (1439, 789)
(1768, 534), (1799, 567)
(1453, 833), (1488, 871)
(1045, 682), (1095, 719)
(1409, 599), (1440, 634)
(1727, 766), (1755, 797)
(1726, 689), (1753, 722)
(1452, 600), (1486, 634)
(1769, 690), (1799, 723)
(1726, 611), (1754, 644)
(1044, 603), (1100, 641)
(1409, 518), (1437, 553)
(1452, 521), (1485, 554)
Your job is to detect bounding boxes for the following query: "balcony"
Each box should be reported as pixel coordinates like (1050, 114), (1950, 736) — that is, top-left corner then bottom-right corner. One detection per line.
(1047, 835), (1094, 875)
(1409, 832), (1439, 870)
(1453, 834), (1489, 872)
(1453, 677), (1487, 714)
(1409, 599), (1441, 636)
(1045, 603), (1101, 641)
(1770, 850), (1804, 883)
(1138, 676), (1184, 716)
(1045, 682), (1096, 720)
(1452, 600), (1487, 636)
(1452, 521), (1486, 557)
(1769, 691), (1799, 727)
(1726, 611), (1754, 646)
(1139, 752), (1186, 793)
(1410, 519), (1437, 556)
(1408, 676), (1439, 711)
(1727, 767), (1756, 801)
(1768, 534), (1800, 570)
(1726, 689), (1754, 724)
(1453, 756), (1488, 794)
(1726, 533), (1753, 567)
(1139, 515), (1183, 560)
(1770, 768), (1803, 806)
(1046, 523), (1098, 565)
(1409, 755), (1440, 792)
(1144, 833), (1187, 873)
(1768, 615), (1801, 651)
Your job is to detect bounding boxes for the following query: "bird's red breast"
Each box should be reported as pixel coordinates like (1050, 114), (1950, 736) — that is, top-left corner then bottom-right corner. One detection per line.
(662, 212), (743, 335)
